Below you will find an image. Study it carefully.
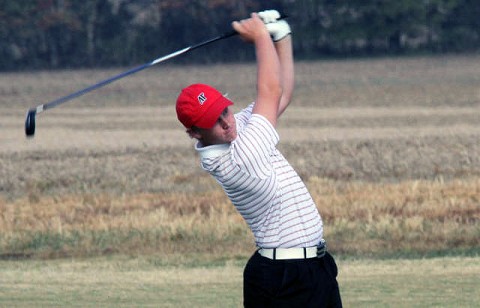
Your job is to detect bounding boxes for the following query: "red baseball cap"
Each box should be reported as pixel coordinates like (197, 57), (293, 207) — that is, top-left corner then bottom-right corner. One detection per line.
(176, 83), (233, 129)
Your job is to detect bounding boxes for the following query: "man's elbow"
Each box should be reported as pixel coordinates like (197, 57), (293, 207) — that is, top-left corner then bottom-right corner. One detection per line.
(262, 82), (283, 105)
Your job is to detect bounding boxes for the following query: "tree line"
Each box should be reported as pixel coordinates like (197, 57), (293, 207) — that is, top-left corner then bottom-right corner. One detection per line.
(1, 0), (479, 71)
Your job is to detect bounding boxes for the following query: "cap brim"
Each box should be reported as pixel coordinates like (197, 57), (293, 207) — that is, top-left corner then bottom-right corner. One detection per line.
(194, 95), (233, 129)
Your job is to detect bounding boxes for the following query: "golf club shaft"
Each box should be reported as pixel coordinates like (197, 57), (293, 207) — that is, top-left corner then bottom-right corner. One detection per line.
(31, 30), (237, 115)
(25, 13), (287, 137)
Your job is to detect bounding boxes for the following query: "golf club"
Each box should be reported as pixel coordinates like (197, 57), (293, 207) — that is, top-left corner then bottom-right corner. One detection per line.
(24, 31), (239, 138)
(25, 13), (287, 138)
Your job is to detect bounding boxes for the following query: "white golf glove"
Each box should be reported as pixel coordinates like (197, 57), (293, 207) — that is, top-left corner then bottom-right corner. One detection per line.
(258, 9), (291, 42)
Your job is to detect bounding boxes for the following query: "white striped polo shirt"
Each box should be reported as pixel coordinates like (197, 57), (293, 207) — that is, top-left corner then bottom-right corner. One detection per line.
(195, 104), (323, 248)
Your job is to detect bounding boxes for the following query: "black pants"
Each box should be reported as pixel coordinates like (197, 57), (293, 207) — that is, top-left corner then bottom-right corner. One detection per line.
(243, 251), (342, 308)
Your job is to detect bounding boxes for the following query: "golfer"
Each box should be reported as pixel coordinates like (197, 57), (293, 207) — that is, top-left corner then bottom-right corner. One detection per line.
(176, 11), (342, 307)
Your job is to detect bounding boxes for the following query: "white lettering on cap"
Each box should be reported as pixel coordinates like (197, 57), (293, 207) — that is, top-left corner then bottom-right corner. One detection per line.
(197, 92), (207, 105)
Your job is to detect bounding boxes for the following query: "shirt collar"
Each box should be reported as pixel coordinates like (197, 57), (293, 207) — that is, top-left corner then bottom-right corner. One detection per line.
(195, 141), (230, 159)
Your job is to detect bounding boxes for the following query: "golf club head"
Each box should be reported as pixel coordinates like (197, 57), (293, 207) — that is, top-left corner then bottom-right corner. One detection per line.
(25, 109), (36, 137)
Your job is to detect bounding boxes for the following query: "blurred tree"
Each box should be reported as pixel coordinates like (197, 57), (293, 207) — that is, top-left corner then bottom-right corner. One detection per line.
(34, 0), (82, 67)
(438, 0), (480, 52)
(0, 0), (479, 71)
(0, 1), (39, 69)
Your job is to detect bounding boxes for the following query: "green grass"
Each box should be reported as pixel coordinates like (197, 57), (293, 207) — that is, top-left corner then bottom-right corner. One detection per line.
(0, 256), (478, 307)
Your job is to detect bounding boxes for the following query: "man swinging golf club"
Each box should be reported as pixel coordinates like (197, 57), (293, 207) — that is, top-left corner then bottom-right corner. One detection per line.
(176, 10), (342, 307)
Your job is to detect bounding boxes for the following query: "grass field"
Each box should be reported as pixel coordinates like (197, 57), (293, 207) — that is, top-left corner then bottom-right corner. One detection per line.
(1, 55), (479, 305)
(0, 256), (479, 307)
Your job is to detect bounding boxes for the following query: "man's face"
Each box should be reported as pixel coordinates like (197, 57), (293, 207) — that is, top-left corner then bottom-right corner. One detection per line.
(191, 107), (237, 146)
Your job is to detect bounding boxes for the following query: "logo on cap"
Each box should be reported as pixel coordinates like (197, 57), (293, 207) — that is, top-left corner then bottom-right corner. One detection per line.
(197, 92), (207, 105)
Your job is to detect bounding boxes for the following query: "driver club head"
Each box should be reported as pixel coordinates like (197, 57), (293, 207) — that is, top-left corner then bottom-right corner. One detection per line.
(25, 109), (36, 137)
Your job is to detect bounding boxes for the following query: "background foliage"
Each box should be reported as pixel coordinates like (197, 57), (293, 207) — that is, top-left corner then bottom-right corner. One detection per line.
(1, 0), (480, 71)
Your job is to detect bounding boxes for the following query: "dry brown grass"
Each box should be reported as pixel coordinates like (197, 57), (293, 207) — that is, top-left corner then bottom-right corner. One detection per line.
(311, 177), (480, 255)
(1, 55), (479, 260)
(0, 177), (478, 259)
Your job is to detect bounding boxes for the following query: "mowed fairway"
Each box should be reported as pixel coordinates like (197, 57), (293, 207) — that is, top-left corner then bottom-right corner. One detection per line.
(1, 55), (479, 306)
(0, 257), (479, 307)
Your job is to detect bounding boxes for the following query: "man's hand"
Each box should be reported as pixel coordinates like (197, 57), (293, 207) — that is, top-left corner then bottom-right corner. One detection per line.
(232, 13), (270, 43)
(258, 9), (281, 23)
(258, 9), (291, 42)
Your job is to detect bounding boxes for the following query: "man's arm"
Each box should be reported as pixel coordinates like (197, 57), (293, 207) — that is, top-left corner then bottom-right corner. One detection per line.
(275, 35), (294, 117)
(233, 13), (282, 127)
(256, 10), (294, 118)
